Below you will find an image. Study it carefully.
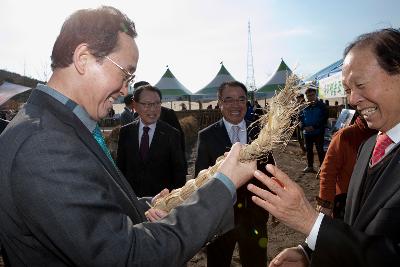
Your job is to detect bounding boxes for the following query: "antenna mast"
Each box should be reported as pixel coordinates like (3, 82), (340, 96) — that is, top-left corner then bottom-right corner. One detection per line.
(246, 21), (256, 92)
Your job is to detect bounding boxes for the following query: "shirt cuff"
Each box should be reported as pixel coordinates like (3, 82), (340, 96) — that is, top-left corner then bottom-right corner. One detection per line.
(305, 213), (324, 250)
(213, 172), (237, 204)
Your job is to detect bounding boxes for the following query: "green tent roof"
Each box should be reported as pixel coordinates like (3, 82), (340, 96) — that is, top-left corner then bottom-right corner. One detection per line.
(257, 59), (292, 93)
(194, 63), (237, 100)
(154, 67), (192, 101)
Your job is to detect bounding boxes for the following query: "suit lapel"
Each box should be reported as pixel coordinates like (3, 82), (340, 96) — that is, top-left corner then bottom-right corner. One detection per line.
(130, 121), (140, 160)
(352, 144), (400, 230)
(215, 120), (232, 150)
(31, 90), (146, 222)
(346, 136), (375, 225)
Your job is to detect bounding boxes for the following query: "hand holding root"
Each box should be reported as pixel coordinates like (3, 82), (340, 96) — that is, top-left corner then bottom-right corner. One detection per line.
(247, 164), (318, 235)
(152, 74), (305, 213)
(145, 189), (170, 222)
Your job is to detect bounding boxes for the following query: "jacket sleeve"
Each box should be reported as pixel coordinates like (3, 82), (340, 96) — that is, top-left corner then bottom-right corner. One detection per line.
(311, 216), (400, 267)
(194, 131), (212, 177)
(12, 129), (234, 266)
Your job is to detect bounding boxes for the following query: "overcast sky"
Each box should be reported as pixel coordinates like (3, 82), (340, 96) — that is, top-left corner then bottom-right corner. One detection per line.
(1, 0), (399, 92)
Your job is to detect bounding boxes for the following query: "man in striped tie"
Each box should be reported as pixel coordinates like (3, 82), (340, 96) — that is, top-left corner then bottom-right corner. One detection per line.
(195, 81), (275, 267)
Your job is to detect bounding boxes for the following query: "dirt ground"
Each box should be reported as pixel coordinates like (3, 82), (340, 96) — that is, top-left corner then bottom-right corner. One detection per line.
(0, 141), (319, 267)
(187, 140), (320, 266)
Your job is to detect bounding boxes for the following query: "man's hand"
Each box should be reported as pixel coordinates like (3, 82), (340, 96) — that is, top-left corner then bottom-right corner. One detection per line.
(217, 143), (257, 189)
(269, 247), (308, 267)
(247, 164), (318, 235)
(145, 189), (170, 222)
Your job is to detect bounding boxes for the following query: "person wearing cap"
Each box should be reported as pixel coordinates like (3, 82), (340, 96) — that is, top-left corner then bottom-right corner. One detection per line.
(299, 87), (328, 173)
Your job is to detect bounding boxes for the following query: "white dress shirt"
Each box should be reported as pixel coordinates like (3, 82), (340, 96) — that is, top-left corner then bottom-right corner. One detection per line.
(222, 118), (247, 144)
(306, 122), (400, 250)
(138, 119), (157, 146)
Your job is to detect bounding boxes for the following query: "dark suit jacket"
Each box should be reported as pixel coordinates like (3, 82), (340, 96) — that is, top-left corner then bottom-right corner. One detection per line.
(120, 107), (137, 126)
(195, 119), (275, 224)
(0, 118), (9, 134)
(160, 106), (186, 154)
(311, 134), (400, 266)
(0, 89), (235, 266)
(117, 119), (187, 197)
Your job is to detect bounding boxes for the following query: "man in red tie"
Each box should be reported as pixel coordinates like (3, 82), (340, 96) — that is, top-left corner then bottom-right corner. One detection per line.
(116, 85), (187, 197)
(246, 28), (400, 267)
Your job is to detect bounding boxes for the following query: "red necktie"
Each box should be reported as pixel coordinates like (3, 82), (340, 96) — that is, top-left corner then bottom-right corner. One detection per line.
(370, 133), (393, 165)
(139, 126), (150, 160)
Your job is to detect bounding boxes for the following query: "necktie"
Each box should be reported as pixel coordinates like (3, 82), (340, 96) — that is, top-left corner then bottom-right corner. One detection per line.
(140, 126), (150, 160)
(231, 125), (240, 144)
(92, 125), (115, 164)
(370, 133), (393, 165)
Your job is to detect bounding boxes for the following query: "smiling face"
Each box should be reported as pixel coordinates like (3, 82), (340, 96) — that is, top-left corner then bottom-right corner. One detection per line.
(80, 32), (139, 121)
(342, 47), (400, 132)
(133, 89), (161, 125)
(218, 85), (247, 124)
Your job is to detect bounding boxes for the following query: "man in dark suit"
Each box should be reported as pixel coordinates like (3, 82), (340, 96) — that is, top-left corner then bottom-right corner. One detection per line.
(0, 7), (258, 266)
(117, 85), (187, 197)
(120, 93), (137, 126)
(195, 81), (275, 267)
(248, 28), (400, 267)
(134, 81), (186, 155)
(0, 118), (9, 134)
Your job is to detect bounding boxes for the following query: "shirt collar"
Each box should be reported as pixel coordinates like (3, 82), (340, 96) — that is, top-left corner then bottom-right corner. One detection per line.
(139, 119), (157, 132)
(222, 117), (246, 131)
(36, 84), (97, 133)
(381, 122), (400, 145)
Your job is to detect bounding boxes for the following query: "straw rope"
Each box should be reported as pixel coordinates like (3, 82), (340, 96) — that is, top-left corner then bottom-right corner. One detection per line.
(153, 74), (305, 212)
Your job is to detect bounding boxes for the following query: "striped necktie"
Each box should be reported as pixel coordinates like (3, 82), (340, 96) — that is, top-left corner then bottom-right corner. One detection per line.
(370, 133), (393, 165)
(231, 125), (240, 143)
(92, 125), (115, 164)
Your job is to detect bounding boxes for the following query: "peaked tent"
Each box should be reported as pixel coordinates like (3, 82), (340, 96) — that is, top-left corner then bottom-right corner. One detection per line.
(256, 59), (293, 98)
(154, 67), (192, 102)
(193, 63), (237, 101)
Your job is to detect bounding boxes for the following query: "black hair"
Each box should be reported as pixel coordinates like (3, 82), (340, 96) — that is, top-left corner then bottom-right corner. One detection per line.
(344, 28), (400, 75)
(51, 6), (137, 70)
(217, 81), (248, 99)
(133, 85), (162, 102)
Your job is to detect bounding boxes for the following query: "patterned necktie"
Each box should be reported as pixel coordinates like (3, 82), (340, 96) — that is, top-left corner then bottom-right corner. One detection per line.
(139, 126), (150, 160)
(92, 125), (115, 164)
(370, 133), (393, 165)
(231, 125), (240, 144)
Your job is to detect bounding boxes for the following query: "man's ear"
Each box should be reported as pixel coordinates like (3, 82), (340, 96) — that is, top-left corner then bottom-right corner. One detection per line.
(132, 101), (138, 111)
(72, 43), (91, 75)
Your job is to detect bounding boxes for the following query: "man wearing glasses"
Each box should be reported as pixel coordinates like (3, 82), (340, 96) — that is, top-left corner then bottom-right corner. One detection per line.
(116, 84), (187, 197)
(195, 81), (275, 267)
(0, 7), (258, 266)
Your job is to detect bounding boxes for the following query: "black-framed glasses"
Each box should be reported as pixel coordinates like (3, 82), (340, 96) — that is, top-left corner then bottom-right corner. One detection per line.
(104, 56), (135, 85)
(138, 101), (161, 109)
(220, 96), (247, 105)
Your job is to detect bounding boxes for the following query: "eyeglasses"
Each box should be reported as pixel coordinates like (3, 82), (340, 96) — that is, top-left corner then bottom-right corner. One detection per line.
(220, 96), (247, 105)
(104, 56), (135, 86)
(138, 101), (161, 109)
